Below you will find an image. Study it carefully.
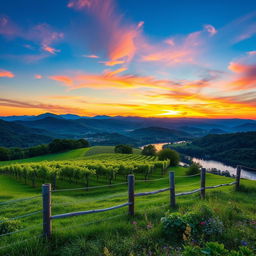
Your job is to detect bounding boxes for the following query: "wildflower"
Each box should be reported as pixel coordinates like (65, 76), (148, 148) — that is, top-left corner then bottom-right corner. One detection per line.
(200, 221), (206, 225)
(241, 240), (248, 246)
(147, 222), (153, 229)
(132, 221), (137, 225)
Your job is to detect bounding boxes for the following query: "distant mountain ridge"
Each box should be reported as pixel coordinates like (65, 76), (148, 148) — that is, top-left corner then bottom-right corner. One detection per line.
(0, 113), (256, 148)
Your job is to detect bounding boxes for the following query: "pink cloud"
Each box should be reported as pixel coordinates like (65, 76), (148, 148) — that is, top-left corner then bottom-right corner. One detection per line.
(228, 62), (256, 89)
(0, 69), (14, 78)
(247, 51), (256, 56)
(34, 74), (43, 79)
(0, 16), (19, 37)
(68, 0), (143, 66)
(204, 24), (217, 36)
(140, 31), (202, 66)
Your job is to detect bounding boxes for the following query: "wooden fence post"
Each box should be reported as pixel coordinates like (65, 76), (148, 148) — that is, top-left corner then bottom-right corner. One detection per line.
(42, 183), (52, 238)
(200, 168), (206, 199)
(169, 171), (176, 208)
(128, 174), (134, 216)
(236, 165), (241, 191)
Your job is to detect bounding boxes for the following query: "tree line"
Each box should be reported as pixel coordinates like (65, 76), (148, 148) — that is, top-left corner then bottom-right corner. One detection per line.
(0, 139), (89, 161)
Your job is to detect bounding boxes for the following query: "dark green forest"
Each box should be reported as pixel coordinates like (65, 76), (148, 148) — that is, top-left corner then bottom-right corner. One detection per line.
(171, 132), (256, 168)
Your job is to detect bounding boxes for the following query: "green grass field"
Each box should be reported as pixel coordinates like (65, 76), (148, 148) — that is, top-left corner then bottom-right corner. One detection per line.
(0, 148), (255, 256)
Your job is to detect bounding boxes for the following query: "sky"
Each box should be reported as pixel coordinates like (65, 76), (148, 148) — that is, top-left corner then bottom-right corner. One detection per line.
(0, 0), (256, 118)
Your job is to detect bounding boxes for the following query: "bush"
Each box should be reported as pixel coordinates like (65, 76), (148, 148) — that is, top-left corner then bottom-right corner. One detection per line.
(0, 217), (21, 235)
(186, 162), (201, 175)
(141, 145), (156, 156)
(158, 148), (180, 166)
(161, 212), (187, 243)
(114, 144), (133, 154)
(161, 205), (224, 244)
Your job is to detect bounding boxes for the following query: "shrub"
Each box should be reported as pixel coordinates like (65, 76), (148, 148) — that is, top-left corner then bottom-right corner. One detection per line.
(161, 206), (224, 244)
(0, 217), (21, 235)
(186, 162), (201, 175)
(158, 148), (180, 166)
(161, 212), (187, 243)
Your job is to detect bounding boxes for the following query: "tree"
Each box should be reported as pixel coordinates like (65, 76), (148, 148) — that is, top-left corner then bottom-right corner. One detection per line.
(142, 144), (156, 156)
(75, 139), (89, 148)
(158, 148), (180, 166)
(0, 147), (10, 161)
(114, 144), (133, 154)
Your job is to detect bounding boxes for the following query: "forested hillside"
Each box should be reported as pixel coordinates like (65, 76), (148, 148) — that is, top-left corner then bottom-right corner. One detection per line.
(0, 120), (53, 147)
(171, 132), (256, 168)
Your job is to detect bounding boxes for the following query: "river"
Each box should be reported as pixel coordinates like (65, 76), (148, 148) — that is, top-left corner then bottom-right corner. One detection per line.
(147, 142), (256, 181)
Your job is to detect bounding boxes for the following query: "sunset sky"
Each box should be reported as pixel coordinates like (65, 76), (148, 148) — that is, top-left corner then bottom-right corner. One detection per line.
(0, 0), (256, 118)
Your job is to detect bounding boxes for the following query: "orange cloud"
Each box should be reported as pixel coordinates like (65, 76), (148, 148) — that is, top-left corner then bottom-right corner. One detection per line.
(42, 45), (60, 54)
(99, 60), (126, 66)
(0, 69), (14, 78)
(228, 62), (256, 90)
(49, 71), (180, 90)
(104, 67), (127, 76)
(49, 76), (73, 86)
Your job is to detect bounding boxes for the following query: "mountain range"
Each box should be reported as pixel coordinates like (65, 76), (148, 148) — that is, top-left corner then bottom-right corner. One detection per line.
(0, 113), (256, 148)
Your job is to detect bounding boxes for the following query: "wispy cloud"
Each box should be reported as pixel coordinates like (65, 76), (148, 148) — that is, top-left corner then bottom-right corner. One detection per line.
(0, 98), (84, 114)
(0, 17), (63, 59)
(83, 54), (99, 58)
(68, 0), (143, 66)
(204, 24), (217, 36)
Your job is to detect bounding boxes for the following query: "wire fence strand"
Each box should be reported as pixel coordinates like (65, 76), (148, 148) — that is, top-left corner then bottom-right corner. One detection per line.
(51, 182), (128, 192)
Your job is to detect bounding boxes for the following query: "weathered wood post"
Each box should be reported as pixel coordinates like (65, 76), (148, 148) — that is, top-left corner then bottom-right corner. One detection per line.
(128, 174), (134, 216)
(169, 171), (176, 208)
(235, 165), (241, 191)
(42, 183), (52, 238)
(200, 168), (206, 199)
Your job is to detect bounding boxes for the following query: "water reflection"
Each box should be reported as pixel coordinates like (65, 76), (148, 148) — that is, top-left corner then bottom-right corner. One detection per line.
(146, 142), (256, 181)
(191, 157), (256, 180)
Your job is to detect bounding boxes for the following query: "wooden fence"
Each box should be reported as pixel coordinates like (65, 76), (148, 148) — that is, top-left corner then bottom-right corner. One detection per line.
(42, 166), (241, 238)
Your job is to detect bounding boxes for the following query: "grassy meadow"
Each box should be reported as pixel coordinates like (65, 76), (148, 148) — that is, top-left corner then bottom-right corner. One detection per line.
(0, 147), (255, 256)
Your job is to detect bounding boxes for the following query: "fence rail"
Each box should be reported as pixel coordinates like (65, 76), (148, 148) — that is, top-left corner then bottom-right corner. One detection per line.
(135, 187), (169, 197)
(0, 165), (244, 241)
(51, 202), (130, 220)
